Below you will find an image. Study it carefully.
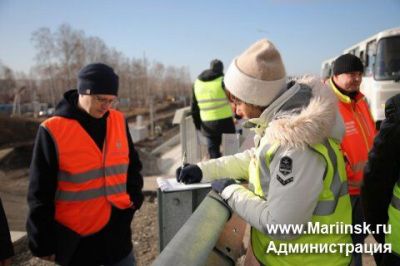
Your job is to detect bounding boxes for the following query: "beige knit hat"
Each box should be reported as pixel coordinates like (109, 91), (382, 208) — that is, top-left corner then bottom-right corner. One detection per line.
(224, 39), (286, 106)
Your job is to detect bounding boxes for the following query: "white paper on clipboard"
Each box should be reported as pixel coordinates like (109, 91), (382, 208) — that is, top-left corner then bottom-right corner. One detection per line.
(157, 177), (211, 192)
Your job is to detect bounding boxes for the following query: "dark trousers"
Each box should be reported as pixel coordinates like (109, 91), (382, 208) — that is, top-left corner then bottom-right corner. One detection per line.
(351, 195), (367, 266)
(206, 135), (222, 159)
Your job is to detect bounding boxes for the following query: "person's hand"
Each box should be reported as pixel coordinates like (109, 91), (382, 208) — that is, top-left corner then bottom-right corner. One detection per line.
(176, 164), (202, 184)
(130, 191), (144, 210)
(211, 178), (237, 194)
(40, 255), (55, 262)
(176, 163), (189, 181)
(0, 258), (12, 266)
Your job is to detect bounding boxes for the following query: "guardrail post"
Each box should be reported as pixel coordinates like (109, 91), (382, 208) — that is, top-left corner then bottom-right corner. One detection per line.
(154, 191), (235, 266)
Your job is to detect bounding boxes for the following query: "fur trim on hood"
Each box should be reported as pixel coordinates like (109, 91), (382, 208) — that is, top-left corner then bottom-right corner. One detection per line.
(259, 76), (340, 149)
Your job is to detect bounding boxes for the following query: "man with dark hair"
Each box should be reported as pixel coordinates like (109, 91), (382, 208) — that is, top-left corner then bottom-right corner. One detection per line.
(27, 63), (144, 266)
(326, 53), (377, 266)
(191, 59), (235, 158)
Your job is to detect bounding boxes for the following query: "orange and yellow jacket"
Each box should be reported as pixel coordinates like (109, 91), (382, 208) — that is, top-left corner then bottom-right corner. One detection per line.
(328, 78), (376, 195)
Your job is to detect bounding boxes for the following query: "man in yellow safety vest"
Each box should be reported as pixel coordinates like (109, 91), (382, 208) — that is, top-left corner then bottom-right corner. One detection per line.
(191, 59), (235, 158)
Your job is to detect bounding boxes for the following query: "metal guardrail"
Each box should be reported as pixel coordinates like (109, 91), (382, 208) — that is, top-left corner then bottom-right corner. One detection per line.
(154, 108), (254, 265)
(157, 186), (211, 251)
(153, 191), (233, 266)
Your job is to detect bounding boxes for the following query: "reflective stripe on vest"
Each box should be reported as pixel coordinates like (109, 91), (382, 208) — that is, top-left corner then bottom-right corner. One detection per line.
(386, 178), (400, 255)
(43, 109), (132, 235)
(58, 164), (128, 183)
(194, 77), (233, 121)
(311, 140), (349, 216)
(56, 183), (127, 201)
(249, 142), (279, 197)
(250, 138), (352, 266)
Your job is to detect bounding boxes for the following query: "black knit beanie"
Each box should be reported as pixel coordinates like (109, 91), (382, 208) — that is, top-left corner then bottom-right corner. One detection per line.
(77, 63), (119, 96)
(210, 59), (224, 74)
(333, 54), (364, 75)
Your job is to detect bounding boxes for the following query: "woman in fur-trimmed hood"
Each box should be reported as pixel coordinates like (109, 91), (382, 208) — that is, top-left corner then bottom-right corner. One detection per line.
(177, 39), (352, 265)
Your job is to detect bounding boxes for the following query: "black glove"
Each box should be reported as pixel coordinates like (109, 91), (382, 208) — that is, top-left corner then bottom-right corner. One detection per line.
(176, 163), (189, 180)
(211, 178), (237, 194)
(176, 164), (203, 184)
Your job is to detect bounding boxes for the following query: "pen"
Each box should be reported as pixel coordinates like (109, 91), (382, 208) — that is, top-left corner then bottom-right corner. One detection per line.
(181, 151), (187, 169)
(179, 151), (186, 183)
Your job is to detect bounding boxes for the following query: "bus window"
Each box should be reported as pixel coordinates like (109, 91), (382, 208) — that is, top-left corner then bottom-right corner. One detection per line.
(375, 36), (400, 80)
(354, 48), (360, 57)
(365, 40), (377, 76)
(359, 51), (365, 68)
(321, 62), (332, 80)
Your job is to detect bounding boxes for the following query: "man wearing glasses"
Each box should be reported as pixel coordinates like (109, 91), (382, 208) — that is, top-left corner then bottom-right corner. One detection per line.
(27, 63), (144, 266)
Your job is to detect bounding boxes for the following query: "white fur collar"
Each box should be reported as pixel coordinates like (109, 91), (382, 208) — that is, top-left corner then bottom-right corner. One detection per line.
(249, 76), (341, 149)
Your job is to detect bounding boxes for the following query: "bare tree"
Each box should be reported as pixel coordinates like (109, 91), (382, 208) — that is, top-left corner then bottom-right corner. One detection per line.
(29, 23), (193, 111)
(31, 27), (58, 107)
(130, 58), (148, 107)
(164, 66), (178, 99)
(149, 62), (165, 101)
(0, 64), (17, 103)
(85, 37), (109, 63)
(178, 66), (192, 105)
(55, 24), (86, 90)
(117, 58), (132, 102)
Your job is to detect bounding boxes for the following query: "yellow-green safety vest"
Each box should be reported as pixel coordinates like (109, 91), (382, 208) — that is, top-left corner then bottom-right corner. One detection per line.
(386, 177), (400, 256)
(194, 77), (233, 122)
(249, 138), (352, 266)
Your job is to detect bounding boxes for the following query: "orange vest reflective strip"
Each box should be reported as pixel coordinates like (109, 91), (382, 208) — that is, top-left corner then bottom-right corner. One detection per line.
(329, 78), (376, 195)
(43, 109), (132, 235)
(56, 183), (127, 201)
(58, 164), (128, 183)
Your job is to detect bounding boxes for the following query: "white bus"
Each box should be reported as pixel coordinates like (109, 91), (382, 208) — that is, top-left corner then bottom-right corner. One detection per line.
(321, 27), (400, 124)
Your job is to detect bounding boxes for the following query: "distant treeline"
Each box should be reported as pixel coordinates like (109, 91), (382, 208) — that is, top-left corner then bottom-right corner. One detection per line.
(0, 23), (192, 109)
